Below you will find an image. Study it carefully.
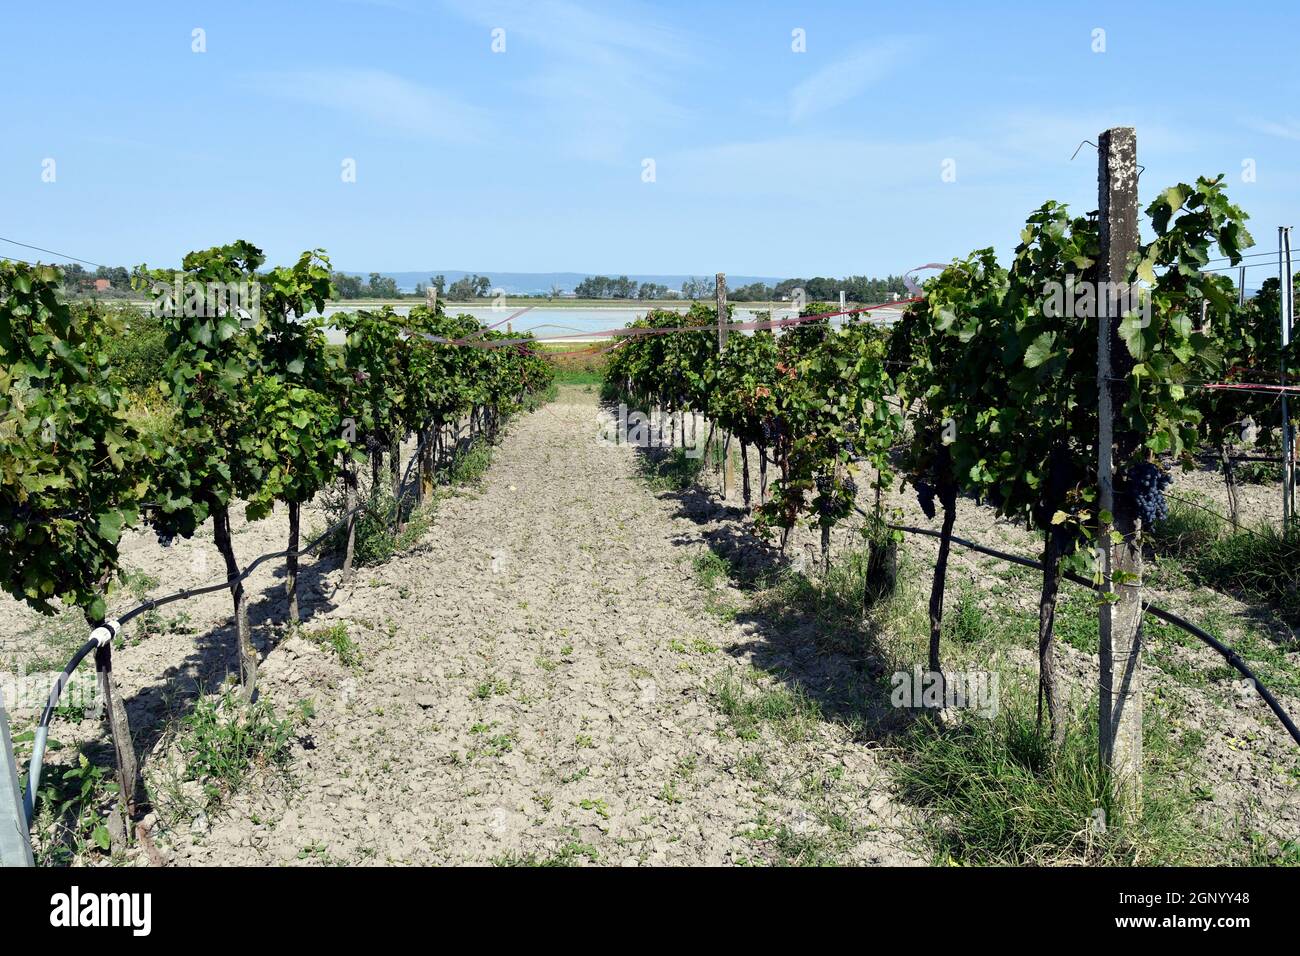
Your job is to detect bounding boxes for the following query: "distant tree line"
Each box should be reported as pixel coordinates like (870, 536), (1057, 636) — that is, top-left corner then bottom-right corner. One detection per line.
(573, 275), (675, 299)
(331, 271), (403, 299)
(321, 270), (911, 302)
(671, 274), (911, 302)
(59, 263), (133, 297)
(730, 275), (912, 302)
(446, 274), (492, 299)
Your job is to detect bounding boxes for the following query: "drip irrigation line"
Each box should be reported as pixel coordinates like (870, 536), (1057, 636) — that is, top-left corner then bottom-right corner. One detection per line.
(1199, 259), (1294, 276)
(1201, 382), (1300, 395)
(20, 635), (102, 823)
(1201, 248), (1299, 267)
(1101, 375), (1300, 397)
(1193, 452), (1286, 464)
(873, 515), (1300, 746)
(1161, 492), (1264, 539)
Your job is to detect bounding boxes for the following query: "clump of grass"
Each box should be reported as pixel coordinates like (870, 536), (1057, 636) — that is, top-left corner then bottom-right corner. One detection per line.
(714, 670), (821, 743)
(943, 590), (992, 646)
(1144, 496), (1300, 618)
(304, 622), (362, 668)
(895, 693), (1201, 866)
(467, 721), (516, 759)
(493, 841), (599, 867)
(1147, 496), (1223, 559)
(1191, 521), (1300, 618)
(473, 675), (510, 699)
(26, 753), (119, 866)
(521, 380), (559, 410)
(639, 448), (705, 491)
(759, 546), (891, 636)
(693, 550), (731, 589)
(325, 483), (434, 568)
(448, 438), (494, 484)
(175, 690), (295, 809)
(1237, 459), (1281, 485)
(691, 550), (741, 621)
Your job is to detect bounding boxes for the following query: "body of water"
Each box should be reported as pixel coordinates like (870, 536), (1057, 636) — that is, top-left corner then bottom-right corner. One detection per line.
(315, 305), (904, 343)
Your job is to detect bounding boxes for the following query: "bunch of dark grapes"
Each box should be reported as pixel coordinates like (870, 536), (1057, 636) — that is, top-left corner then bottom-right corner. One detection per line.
(915, 481), (936, 520)
(761, 418), (780, 445)
(842, 476), (858, 501)
(1124, 462), (1172, 527)
(815, 473), (835, 514)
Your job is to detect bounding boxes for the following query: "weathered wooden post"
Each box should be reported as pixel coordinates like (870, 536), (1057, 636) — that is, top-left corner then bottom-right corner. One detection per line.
(95, 634), (140, 850)
(1, 694), (34, 866)
(1096, 127), (1143, 814)
(716, 273), (730, 499)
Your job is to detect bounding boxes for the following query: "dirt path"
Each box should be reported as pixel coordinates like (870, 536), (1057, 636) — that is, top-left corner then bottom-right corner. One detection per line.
(157, 388), (917, 866)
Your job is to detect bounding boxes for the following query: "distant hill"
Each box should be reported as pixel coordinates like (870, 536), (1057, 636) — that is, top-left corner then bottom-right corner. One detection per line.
(336, 270), (786, 295)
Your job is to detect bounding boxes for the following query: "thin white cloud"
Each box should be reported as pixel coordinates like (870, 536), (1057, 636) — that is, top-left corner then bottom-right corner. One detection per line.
(1242, 117), (1300, 142)
(668, 135), (1007, 202)
(789, 38), (915, 123)
(442, 0), (694, 161)
(247, 68), (489, 142)
(446, 0), (687, 63)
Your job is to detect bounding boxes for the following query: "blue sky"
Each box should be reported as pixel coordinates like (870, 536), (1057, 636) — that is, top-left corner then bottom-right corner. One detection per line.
(1, 0), (1298, 280)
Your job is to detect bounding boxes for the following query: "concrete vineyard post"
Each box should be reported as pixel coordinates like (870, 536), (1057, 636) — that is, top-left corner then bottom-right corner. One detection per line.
(1096, 126), (1143, 814)
(1280, 227), (1295, 524)
(717, 272), (730, 499)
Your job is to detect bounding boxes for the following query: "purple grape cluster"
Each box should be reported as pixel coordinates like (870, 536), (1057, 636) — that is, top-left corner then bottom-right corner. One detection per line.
(1125, 462), (1172, 527)
(915, 481), (937, 519)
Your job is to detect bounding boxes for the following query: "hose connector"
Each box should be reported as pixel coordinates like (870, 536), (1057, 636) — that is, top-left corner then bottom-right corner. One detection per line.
(90, 619), (121, 648)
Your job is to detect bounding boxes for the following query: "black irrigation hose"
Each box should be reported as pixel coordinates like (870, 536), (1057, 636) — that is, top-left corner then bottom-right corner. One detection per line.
(1194, 453), (1288, 465)
(22, 635), (100, 822)
(34, 639), (98, 737)
(886, 519), (1300, 746)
